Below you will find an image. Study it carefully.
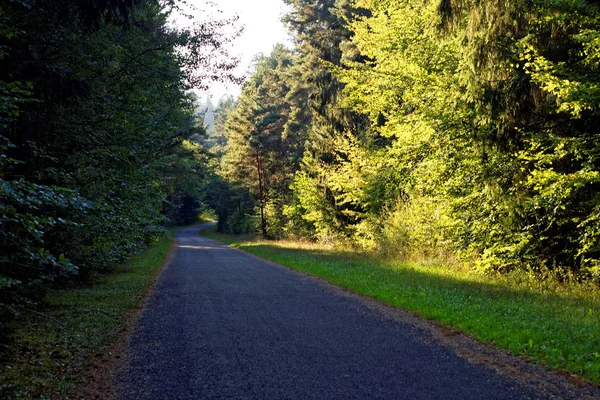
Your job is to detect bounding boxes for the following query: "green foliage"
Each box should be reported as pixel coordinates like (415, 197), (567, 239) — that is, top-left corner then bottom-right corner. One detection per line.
(207, 0), (600, 278)
(217, 46), (309, 237)
(311, 0), (600, 276)
(0, 233), (173, 398)
(160, 139), (214, 226)
(283, 0), (371, 241)
(0, 0), (239, 320)
(205, 95), (237, 158)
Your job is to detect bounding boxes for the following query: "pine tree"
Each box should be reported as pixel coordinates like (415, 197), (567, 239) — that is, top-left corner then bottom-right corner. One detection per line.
(283, 0), (370, 241)
(220, 46), (308, 237)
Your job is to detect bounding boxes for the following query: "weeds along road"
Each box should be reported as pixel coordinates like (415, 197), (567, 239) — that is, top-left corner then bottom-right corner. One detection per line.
(118, 224), (540, 400)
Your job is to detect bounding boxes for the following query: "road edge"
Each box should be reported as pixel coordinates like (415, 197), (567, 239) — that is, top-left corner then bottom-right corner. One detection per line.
(197, 232), (600, 400)
(74, 234), (180, 400)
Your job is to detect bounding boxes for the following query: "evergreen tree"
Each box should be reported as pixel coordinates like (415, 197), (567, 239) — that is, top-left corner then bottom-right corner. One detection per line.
(206, 95), (237, 157)
(283, 0), (371, 241)
(220, 46), (308, 237)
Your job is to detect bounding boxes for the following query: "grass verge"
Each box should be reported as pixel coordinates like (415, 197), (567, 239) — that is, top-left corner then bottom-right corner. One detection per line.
(0, 233), (174, 399)
(201, 225), (600, 385)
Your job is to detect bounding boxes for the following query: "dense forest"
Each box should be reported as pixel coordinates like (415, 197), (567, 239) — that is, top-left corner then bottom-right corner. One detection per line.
(2, 0), (600, 323)
(0, 0), (239, 319)
(212, 0), (600, 279)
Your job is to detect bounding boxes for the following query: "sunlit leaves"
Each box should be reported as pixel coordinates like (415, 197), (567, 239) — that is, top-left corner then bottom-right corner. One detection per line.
(330, 0), (600, 274)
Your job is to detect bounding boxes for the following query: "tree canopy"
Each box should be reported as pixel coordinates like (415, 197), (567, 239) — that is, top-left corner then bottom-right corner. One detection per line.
(3, 0), (600, 324)
(1, 0), (239, 317)
(212, 0), (600, 280)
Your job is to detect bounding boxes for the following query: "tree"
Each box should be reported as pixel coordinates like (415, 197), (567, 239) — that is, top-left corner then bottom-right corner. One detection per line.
(219, 46), (308, 237)
(334, 0), (600, 273)
(0, 0), (240, 318)
(205, 95), (237, 157)
(436, 0), (600, 274)
(283, 0), (371, 242)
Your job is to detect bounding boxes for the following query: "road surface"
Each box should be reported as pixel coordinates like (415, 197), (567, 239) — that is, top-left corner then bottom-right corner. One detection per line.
(118, 224), (542, 399)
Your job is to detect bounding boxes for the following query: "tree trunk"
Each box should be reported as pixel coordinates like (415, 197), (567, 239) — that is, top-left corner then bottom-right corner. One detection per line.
(256, 151), (268, 237)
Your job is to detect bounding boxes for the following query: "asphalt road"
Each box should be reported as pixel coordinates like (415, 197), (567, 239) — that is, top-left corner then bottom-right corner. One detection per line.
(118, 224), (540, 399)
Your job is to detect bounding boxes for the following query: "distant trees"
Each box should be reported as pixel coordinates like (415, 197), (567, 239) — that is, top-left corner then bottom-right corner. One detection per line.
(215, 46), (308, 238)
(207, 95), (236, 157)
(1, 0), (239, 316)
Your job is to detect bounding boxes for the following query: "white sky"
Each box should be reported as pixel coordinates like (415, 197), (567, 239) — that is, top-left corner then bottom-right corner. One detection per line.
(177, 0), (293, 103)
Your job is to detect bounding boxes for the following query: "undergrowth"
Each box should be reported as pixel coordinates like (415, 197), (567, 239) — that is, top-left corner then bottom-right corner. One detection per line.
(0, 233), (174, 398)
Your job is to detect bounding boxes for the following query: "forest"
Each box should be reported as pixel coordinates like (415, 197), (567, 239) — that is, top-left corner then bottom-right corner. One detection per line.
(2, 0), (600, 395)
(2, 0), (600, 333)
(212, 0), (600, 281)
(0, 0), (240, 320)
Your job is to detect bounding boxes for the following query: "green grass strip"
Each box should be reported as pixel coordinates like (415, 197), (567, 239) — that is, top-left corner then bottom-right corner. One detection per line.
(0, 233), (174, 399)
(201, 226), (600, 384)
